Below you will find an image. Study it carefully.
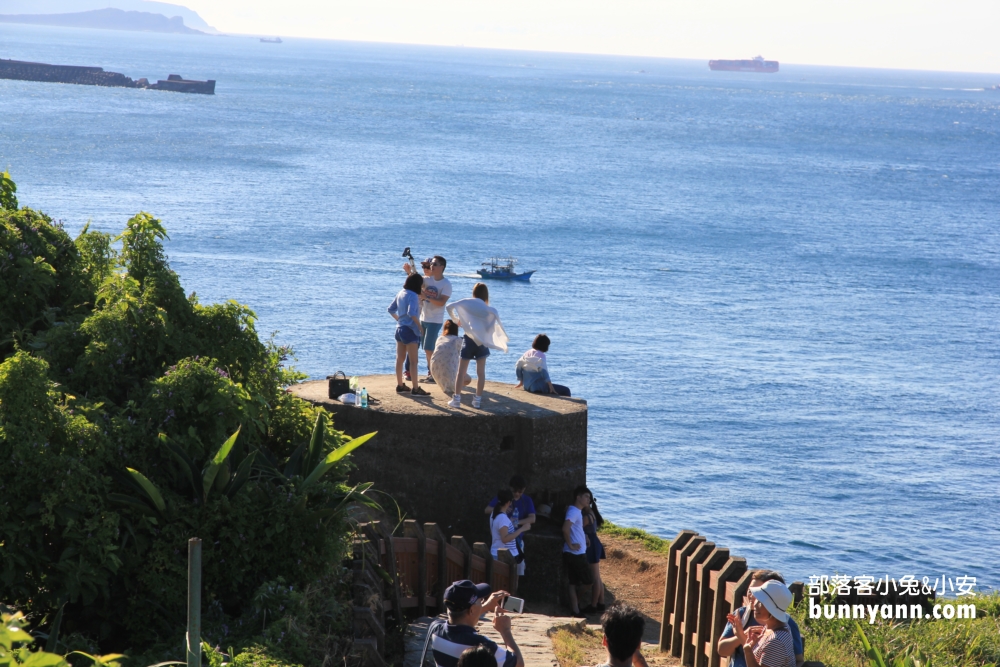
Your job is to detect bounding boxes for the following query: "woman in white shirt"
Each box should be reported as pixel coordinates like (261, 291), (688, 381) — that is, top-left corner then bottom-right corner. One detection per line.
(490, 489), (530, 559)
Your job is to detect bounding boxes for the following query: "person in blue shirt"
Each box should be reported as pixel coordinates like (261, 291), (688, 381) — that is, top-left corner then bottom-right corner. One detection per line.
(718, 570), (804, 667)
(422, 580), (523, 667)
(484, 475), (536, 575)
(388, 272), (430, 396)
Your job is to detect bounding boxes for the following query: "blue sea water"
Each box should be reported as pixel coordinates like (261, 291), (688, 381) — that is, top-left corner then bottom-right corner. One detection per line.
(3, 24), (999, 590)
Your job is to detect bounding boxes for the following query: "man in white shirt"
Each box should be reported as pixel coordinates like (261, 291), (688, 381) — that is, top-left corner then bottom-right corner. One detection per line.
(562, 485), (594, 617)
(405, 255), (452, 382)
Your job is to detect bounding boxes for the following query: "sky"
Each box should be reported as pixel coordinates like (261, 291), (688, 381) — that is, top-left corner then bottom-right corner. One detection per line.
(181, 0), (1000, 73)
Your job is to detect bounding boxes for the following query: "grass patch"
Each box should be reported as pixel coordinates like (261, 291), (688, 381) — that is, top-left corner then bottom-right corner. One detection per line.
(790, 593), (1000, 667)
(548, 622), (604, 667)
(599, 522), (671, 554)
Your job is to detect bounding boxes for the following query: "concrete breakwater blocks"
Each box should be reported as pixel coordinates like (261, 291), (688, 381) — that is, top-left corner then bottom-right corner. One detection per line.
(290, 376), (588, 541)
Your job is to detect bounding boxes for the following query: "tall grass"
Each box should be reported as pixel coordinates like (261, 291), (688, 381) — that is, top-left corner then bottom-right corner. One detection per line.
(598, 522), (671, 554)
(790, 593), (1000, 667)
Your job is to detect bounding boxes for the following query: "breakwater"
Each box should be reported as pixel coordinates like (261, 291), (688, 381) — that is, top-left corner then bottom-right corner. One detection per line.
(0, 58), (215, 94)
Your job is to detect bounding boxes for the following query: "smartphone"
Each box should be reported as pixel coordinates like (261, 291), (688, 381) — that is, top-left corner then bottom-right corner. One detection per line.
(502, 595), (525, 614)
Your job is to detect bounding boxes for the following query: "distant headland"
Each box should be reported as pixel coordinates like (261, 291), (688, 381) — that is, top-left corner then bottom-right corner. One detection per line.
(0, 0), (218, 34)
(0, 8), (204, 34)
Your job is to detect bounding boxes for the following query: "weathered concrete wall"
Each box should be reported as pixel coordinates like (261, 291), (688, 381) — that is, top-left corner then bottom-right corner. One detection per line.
(291, 376), (588, 542)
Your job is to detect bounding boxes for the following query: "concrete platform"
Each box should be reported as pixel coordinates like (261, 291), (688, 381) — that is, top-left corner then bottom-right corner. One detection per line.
(290, 376), (588, 540)
(290, 375), (587, 419)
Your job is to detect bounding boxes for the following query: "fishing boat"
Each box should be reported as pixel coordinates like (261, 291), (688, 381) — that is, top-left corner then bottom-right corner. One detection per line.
(260, 37), (282, 43)
(477, 256), (534, 281)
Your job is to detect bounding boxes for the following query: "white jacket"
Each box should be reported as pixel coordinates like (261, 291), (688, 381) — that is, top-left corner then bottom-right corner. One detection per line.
(515, 349), (547, 373)
(446, 298), (509, 353)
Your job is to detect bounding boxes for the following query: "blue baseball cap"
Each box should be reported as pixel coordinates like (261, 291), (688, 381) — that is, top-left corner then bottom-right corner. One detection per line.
(443, 580), (492, 609)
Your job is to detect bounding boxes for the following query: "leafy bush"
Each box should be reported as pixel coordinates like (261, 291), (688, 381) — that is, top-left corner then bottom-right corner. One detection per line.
(0, 178), (375, 665)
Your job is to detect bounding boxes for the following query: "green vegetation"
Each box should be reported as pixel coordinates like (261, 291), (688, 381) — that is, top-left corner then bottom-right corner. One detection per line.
(0, 178), (376, 667)
(598, 521), (671, 554)
(790, 594), (1000, 667)
(547, 623), (601, 667)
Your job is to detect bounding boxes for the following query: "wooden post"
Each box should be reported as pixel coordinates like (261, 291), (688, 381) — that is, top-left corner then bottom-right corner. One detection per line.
(660, 530), (697, 651)
(403, 520), (427, 617)
(473, 542), (493, 587)
(451, 536), (473, 580)
(693, 547), (729, 667)
(424, 523), (449, 608)
(730, 570), (753, 613)
(353, 606), (386, 655)
(708, 557), (746, 667)
(681, 541), (715, 666)
(371, 521), (404, 623)
(496, 548), (519, 595)
(670, 535), (705, 658)
(186, 538), (202, 667)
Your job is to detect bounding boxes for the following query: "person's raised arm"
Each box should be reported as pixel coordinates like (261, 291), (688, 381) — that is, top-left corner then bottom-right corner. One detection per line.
(493, 613), (524, 667)
(718, 612), (746, 658)
(519, 512), (536, 528)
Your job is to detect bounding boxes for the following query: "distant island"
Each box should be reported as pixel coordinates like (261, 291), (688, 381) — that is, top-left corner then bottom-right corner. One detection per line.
(0, 7), (205, 34)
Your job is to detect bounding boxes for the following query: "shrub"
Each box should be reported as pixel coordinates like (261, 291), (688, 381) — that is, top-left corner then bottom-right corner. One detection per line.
(0, 179), (374, 662)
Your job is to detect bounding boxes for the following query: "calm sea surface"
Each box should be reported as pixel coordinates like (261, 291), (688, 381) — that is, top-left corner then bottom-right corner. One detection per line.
(3, 24), (999, 589)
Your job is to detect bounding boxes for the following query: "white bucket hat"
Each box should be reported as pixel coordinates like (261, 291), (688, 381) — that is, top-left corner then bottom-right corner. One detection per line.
(748, 580), (792, 622)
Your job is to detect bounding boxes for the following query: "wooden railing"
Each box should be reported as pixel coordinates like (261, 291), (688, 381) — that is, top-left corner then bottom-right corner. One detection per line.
(659, 530), (803, 667)
(358, 519), (519, 620)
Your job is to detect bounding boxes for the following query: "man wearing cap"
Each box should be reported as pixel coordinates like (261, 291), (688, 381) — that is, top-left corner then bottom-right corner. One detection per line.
(724, 579), (796, 667)
(404, 255), (452, 383)
(718, 570), (803, 667)
(423, 580), (524, 667)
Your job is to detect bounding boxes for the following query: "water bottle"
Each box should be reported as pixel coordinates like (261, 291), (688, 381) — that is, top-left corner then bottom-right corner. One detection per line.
(360, 387), (368, 409)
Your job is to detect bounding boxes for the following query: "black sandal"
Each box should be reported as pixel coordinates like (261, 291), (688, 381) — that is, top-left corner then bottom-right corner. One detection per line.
(396, 384), (409, 393)
(411, 386), (430, 396)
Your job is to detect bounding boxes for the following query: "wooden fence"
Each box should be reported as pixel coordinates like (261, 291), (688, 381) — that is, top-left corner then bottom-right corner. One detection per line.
(659, 530), (803, 667)
(355, 519), (519, 626)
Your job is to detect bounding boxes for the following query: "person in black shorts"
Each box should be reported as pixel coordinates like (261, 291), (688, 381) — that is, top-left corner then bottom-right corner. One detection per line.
(562, 485), (594, 617)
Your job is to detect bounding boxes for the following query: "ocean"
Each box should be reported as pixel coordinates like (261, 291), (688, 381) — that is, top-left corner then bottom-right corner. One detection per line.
(2, 23), (998, 590)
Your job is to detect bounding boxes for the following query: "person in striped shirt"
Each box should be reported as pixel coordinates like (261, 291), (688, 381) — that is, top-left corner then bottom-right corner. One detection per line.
(423, 580), (524, 667)
(726, 580), (796, 667)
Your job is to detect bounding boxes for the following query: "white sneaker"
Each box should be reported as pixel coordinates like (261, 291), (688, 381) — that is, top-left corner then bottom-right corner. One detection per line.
(472, 395), (482, 409)
(448, 394), (462, 408)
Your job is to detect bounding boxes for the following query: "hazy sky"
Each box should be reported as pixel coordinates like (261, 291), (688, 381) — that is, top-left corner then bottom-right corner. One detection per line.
(189, 0), (998, 73)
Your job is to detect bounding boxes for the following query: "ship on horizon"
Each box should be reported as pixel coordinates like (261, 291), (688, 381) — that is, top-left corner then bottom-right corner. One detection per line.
(709, 56), (779, 73)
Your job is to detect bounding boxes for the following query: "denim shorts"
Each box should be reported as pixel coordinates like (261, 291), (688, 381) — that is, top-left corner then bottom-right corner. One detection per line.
(420, 321), (443, 351)
(460, 335), (491, 360)
(395, 325), (420, 345)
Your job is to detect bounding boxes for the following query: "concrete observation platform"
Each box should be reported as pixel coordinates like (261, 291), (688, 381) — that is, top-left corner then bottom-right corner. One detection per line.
(290, 375), (588, 542)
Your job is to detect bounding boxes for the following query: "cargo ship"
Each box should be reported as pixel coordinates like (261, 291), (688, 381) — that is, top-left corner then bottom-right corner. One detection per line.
(0, 58), (215, 94)
(708, 56), (779, 73)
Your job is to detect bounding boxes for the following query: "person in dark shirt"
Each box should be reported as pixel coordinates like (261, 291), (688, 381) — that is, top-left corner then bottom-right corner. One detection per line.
(587, 603), (647, 667)
(423, 580), (524, 667)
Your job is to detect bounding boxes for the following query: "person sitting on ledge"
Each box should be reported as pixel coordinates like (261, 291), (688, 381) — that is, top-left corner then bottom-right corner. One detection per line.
(586, 603), (649, 667)
(723, 579), (797, 667)
(431, 319), (472, 397)
(388, 272), (430, 396)
(424, 580), (523, 667)
(514, 334), (570, 397)
(718, 570), (803, 667)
